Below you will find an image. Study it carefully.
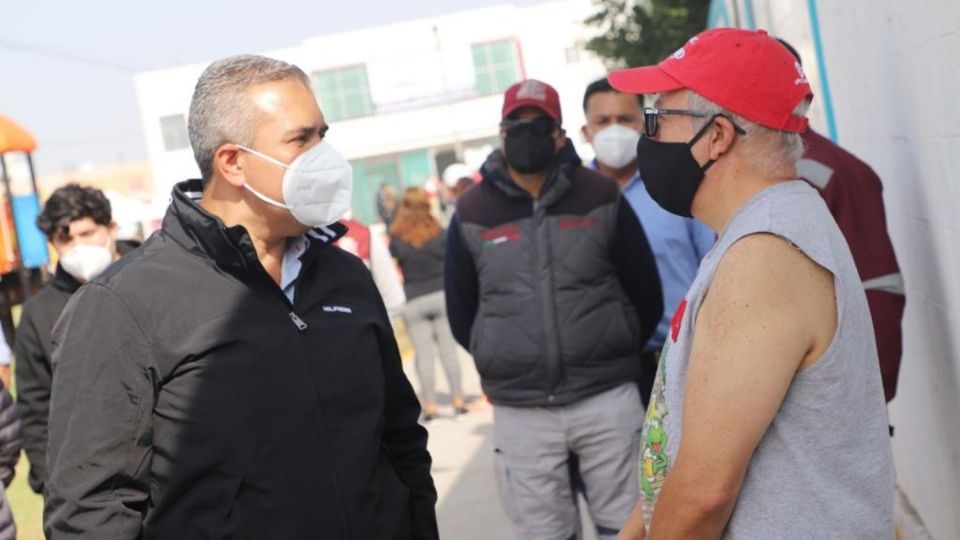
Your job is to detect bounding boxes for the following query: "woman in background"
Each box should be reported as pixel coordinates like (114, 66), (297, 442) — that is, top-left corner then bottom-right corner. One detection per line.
(390, 187), (466, 424)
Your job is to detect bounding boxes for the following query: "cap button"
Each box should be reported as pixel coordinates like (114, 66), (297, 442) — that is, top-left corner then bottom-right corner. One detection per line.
(757, 29), (768, 36)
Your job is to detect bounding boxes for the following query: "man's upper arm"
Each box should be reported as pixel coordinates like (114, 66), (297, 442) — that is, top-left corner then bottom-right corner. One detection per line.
(14, 307), (53, 493)
(44, 284), (157, 540)
(611, 196), (663, 346)
(0, 386), (21, 488)
(369, 233), (406, 316)
(443, 214), (479, 350)
(671, 234), (826, 499)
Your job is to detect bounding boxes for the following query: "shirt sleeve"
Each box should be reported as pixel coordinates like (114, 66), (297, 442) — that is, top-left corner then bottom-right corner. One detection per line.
(44, 284), (157, 540)
(370, 232), (407, 316)
(0, 385), (21, 488)
(13, 307), (52, 494)
(443, 214), (479, 350)
(611, 196), (663, 348)
(688, 217), (717, 261)
(0, 332), (11, 366)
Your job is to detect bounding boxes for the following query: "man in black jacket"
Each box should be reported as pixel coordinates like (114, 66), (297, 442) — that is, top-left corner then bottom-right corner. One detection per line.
(45, 54), (437, 539)
(15, 184), (121, 496)
(444, 79), (662, 540)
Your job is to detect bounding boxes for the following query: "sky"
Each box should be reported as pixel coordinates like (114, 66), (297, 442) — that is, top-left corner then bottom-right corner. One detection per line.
(1, 0), (555, 176)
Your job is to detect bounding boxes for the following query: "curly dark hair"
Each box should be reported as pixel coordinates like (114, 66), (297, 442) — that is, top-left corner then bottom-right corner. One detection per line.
(36, 183), (112, 242)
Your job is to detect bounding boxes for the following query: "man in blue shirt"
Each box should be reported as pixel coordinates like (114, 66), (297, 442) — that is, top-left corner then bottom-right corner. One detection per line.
(581, 78), (715, 405)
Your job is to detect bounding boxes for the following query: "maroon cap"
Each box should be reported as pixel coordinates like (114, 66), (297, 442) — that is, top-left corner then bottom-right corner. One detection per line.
(501, 79), (562, 123)
(608, 28), (813, 132)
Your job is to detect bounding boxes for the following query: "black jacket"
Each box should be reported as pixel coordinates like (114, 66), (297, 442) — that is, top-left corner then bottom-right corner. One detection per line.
(445, 143), (662, 406)
(45, 180), (438, 539)
(14, 264), (81, 494)
(0, 383), (21, 540)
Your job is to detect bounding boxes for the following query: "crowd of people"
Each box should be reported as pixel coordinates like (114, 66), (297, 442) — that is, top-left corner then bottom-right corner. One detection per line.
(0, 26), (907, 540)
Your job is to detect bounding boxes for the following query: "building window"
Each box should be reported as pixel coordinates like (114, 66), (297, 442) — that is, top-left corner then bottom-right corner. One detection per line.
(160, 114), (189, 152)
(472, 40), (521, 95)
(312, 65), (374, 122)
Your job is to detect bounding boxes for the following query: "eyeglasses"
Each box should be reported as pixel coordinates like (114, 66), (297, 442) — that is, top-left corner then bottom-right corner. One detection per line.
(643, 107), (746, 138)
(500, 116), (558, 136)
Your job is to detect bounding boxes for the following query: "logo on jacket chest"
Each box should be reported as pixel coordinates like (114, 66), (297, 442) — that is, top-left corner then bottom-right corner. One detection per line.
(481, 224), (522, 247)
(558, 218), (597, 231)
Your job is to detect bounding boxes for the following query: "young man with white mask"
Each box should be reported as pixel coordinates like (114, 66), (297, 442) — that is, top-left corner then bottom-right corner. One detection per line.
(14, 184), (119, 496)
(581, 78), (714, 406)
(44, 55), (437, 539)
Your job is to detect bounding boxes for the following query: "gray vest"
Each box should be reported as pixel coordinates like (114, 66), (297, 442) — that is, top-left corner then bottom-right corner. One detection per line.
(640, 181), (895, 539)
(458, 162), (643, 407)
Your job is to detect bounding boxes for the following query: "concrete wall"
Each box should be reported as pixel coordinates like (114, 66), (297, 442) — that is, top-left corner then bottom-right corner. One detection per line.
(716, 1), (960, 538)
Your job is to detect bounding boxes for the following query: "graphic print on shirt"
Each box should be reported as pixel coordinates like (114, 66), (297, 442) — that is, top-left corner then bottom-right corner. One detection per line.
(640, 298), (686, 523)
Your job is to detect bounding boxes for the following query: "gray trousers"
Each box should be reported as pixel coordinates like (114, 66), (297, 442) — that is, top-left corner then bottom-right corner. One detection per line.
(402, 290), (462, 404)
(493, 382), (643, 540)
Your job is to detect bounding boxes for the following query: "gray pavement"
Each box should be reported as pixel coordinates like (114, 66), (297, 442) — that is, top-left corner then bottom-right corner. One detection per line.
(403, 348), (598, 540)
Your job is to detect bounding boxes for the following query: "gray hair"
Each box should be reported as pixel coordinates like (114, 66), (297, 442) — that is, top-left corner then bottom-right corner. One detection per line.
(188, 54), (310, 181)
(687, 91), (810, 172)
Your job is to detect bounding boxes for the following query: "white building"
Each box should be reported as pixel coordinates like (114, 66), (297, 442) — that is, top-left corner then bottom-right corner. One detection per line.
(134, 0), (606, 223)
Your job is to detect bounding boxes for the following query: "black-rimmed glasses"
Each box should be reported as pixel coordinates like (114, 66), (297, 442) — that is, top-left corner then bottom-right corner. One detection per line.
(643, 107), (746, 138)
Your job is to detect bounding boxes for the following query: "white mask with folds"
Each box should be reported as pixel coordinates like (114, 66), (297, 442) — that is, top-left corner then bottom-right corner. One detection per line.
(592, 124), (641, 169)
(238, 140), (353, 228)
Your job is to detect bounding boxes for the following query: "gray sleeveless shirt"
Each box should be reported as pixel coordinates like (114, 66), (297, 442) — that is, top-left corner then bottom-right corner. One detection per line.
(639, 181), (895, 539)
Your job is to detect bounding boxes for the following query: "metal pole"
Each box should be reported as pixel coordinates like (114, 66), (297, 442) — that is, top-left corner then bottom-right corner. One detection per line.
(0, 153), (34, 303)
(25, 153), (40, 197)
(25, 153), (49, 280)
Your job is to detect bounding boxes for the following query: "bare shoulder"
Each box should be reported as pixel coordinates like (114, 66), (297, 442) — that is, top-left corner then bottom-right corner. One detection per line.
(712, 233), (833, 295)
(702, 233), (837, 368)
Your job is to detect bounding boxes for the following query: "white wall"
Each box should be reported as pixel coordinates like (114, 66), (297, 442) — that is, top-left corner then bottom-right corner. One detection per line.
(746, 1), (960, 538)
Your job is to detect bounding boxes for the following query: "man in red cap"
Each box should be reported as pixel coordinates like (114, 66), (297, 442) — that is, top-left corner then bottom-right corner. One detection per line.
(608, 28), (895, 539)
(445, 79), (663, 539)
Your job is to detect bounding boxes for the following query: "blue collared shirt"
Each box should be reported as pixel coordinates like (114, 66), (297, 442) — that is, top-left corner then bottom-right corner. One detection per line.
(280, 236), (310, 303)
(598, 164), (716, 350)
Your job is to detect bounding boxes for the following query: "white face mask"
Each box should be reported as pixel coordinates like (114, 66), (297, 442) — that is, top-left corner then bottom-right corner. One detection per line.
(59, 242), (113, 283)
(238, 140), (353, 228)
(592, 124), (641, 169)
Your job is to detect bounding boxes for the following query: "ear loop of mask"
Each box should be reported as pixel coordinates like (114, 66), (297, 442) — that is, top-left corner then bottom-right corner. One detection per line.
(688, 113), (741, 173)
(236, 145), (293, 210)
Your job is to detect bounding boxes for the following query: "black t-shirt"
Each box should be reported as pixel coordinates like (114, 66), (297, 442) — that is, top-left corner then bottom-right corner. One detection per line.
(389, 233), (446, 301)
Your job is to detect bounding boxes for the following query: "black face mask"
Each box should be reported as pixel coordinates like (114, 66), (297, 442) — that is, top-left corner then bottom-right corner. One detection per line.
(503, 125), (557, 174)
(636, 120), (719, 218)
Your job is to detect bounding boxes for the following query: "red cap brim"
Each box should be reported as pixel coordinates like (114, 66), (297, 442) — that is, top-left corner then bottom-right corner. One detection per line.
(608, 65), (685, 94)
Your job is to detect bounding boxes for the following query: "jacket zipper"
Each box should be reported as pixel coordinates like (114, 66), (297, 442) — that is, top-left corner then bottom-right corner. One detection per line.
(533, 199), (558, 402)
(289, 253), (353, 538)
(289, 311), (308, 331)
(220, 232), (310, 332)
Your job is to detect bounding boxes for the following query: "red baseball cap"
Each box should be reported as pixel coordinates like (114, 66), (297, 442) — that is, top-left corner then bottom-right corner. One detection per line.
(608, 28), (812, 133)
(502, 79), (562, 123)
